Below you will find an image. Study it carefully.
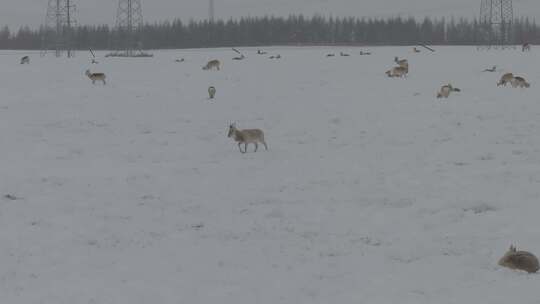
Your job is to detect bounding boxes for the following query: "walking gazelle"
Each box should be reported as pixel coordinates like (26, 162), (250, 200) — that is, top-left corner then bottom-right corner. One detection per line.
(227, 123), (268, 153)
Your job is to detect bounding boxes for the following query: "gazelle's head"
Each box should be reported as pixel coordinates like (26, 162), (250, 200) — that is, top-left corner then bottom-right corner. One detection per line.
(228, 123), (237, 138)
(85, 69), (91, 76)
(499, 245), (518, 265)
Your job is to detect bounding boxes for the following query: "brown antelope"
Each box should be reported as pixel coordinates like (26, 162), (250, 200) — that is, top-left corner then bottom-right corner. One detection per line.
(413, 47), (421, 53)
(511, 76), (530, 88)
(497, 73), (514, 86)
(85, 69), (106, 85)
(522, 43), (531, 52)
(498, 245), (539, 273)
(437, 84), (461, 98)
(227, 123), (268, 153)
(202, 59), (221, 70)
(394, 57), (409, 69)
(386, 66), (408, 78)
(340, 52), (350, 57)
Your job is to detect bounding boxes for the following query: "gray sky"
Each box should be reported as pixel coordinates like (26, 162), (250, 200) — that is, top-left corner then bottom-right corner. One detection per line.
(2, 0), (539, 29)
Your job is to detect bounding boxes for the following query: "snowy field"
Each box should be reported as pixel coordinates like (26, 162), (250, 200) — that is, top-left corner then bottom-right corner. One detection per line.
(1, 46), (540, 303)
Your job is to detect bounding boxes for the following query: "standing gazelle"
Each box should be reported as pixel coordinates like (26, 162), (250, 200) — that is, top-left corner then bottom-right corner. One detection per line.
(85, 69), (106, 85)
(227, 123), (268, 153)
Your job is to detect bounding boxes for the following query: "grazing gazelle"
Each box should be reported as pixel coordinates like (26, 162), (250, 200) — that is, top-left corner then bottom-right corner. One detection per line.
(202, 59), (221, 71)
(227, 123), (268, 153)
(85, 69), (106, 85)
(20, 56), (30, 64)
(208, 86), (216, 99)
(497, 73), (514, 86)
(522, 43), (531, 52)
(386, 66), (408, 78)
(437, 84), (461, 98)
(511, 76), (530, 88)
(498, 245), (539, 273)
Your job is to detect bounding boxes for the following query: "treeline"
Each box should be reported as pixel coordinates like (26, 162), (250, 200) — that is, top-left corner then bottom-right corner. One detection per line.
(0, 15), (538, 50)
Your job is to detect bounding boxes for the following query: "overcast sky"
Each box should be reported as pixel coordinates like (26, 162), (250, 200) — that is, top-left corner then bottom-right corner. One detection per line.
(2, 0), (539, 29)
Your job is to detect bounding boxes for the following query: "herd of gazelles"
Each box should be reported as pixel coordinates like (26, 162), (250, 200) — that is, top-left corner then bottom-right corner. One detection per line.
(17, 49), (533, 157)
(16, 48), (540, 274)
(191, 54), (540, 273)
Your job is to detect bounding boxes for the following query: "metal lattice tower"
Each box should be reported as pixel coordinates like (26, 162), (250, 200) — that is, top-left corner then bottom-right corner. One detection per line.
(41, 0), (77, 57)
(209, 0), (215, 22)
(111, 0), (146, 57)
(478, 0), (515, 49)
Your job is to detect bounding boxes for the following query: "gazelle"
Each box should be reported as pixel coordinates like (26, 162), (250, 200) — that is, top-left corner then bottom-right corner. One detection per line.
(386, 66), (408, 78)
(498, 245), (539, 273)
(437, 84), (461, 98)
(208, 86), (216, 99)
(227, 123), (268, 153)
(483, 66), (497, 72)
(522, 43), (531, 52)
(202, 59), (221, 70)
(20, 56), (29, 64)
(85, 69), (106, 85)
(413, 47), (421, 53)
(511, 76), (530, 88)
(394, 57), (409, 69)
(340, 52), (350, 57)
(497, 73), (514, 86)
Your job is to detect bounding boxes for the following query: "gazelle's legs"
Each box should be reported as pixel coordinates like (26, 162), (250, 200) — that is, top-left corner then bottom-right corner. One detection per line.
(244, 143), (248, 153)
(263, 141), (268, 150)
(238, 143), (244, 153)
(254, 142), (258, 152)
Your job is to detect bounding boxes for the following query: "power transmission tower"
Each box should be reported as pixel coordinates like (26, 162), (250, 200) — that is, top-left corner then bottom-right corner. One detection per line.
(478, 0), (515, 49)
(209, 0), (215, 23)
(109, 0), (151, 57)
(41, 0), (77, 57)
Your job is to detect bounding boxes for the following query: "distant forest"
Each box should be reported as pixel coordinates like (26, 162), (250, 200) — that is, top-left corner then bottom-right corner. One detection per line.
(0, 15), (538, 50)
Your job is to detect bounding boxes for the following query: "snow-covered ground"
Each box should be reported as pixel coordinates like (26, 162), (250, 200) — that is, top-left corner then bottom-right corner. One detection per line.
(1, 46), (540, 303)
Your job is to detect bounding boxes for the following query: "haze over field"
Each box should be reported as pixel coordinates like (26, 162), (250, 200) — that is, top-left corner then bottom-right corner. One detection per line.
(2, 0), (539, 28)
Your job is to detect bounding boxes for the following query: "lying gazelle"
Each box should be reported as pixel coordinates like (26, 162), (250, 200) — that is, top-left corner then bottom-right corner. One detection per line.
(482, 65), (497, 72)
(497, 73), (514, 86)
(85, 69), (106, 85)
(227, 123), (268, 153)
(511, 76), (530, 88)
(340, 52), (350, 57)
(386, 66), (408, 78)
(436, 84), (461, 98)
(202, 59), (221, 71)
(394, 57), (409, 69)
(20, 56), (30, 64)
(498, 245), (539, 273)
(413, 47), (421, 53)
